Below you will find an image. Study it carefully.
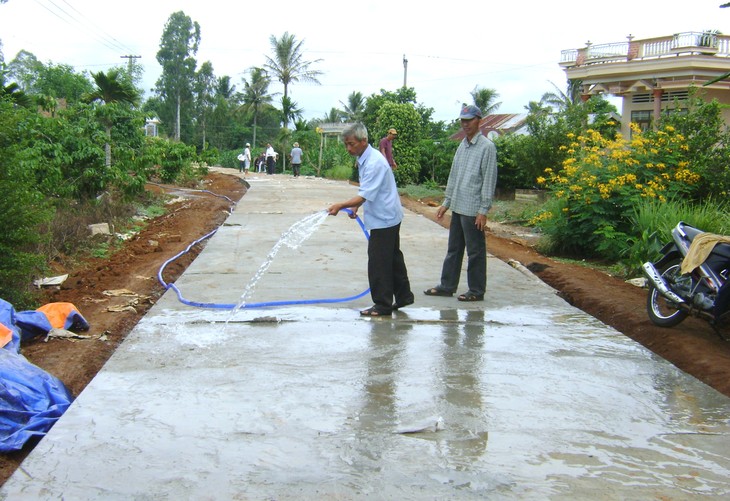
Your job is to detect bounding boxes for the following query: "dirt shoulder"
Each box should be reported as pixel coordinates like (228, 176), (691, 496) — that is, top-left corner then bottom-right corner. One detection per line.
(2, 171), (729, 486)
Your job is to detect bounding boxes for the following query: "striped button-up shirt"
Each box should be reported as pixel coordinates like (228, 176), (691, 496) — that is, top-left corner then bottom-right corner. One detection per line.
(442, 133), (497, 217)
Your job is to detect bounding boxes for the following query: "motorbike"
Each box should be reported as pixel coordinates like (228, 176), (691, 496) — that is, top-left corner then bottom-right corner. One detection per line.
(642, 221), (730, 340)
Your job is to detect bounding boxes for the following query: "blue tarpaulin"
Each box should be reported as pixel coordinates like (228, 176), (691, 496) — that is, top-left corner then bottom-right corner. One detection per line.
(0, 299), (75, 452)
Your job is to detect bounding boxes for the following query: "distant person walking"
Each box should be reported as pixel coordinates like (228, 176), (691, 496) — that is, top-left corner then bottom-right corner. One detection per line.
(242, 143), (252, 174)
(290, 142), (303, 177)
(327, 123), (414, 317)
(265, 143), (276, 175)
(424, 105), (497, 302)
(378, 128), (398, 170)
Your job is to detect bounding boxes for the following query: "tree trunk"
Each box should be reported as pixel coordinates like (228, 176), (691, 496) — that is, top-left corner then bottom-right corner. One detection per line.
(105, 126), (112, 168)
(176, 93), (181, 141)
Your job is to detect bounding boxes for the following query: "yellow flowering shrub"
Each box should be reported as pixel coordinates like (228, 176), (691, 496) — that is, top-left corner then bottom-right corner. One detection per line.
(534, 124), (699, 258)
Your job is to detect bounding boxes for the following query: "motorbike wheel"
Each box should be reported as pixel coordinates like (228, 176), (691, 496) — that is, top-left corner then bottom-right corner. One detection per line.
(646, 259), (689, 327)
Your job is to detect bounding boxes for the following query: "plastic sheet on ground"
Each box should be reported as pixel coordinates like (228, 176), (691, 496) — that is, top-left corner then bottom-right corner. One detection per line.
(0, 299), (77, 452)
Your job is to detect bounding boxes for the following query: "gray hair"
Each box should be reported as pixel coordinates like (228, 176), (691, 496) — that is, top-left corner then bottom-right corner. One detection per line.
(342, 123), (368, 142)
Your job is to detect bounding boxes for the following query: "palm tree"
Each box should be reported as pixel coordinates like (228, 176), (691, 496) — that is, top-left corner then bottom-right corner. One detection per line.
(280, 95), (303, 170)
(280, 95), (303, 129)
(469, 86), (501, 115)
(539, 80), (583, 112)
(340, 91), (365, 122)
(264, 31), (322, 129)
(321, 107), (344, 124)
(241, 67), (275, 148)
(85, 68), (140, 167)
(0, 80), (32, 108)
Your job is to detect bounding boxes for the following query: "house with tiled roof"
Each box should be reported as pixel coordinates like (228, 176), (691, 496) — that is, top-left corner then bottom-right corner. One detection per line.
(450, 113), (528, 141)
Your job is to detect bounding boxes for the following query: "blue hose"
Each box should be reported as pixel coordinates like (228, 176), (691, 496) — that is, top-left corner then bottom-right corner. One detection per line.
(157, 206), (370, 310)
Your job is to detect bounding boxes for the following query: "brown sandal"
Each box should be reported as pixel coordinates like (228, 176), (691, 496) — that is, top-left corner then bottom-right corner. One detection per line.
(423, 287), (453, 297)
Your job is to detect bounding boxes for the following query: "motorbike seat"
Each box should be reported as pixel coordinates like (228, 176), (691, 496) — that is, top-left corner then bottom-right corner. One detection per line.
(713, 242), (730, 260)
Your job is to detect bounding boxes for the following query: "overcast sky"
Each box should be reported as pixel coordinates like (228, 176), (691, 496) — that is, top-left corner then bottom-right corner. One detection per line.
(0, 0), (726, 122)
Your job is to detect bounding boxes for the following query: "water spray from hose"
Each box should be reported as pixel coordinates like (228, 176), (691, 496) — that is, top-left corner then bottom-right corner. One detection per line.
(157, 207), (369, 310)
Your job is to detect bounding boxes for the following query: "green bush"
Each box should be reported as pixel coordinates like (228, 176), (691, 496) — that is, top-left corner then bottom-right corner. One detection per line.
(144, 138), (200, 183)
(323, 164), (353, 181)
(0, 100), (53, 308)
(374, 102), (422, 186)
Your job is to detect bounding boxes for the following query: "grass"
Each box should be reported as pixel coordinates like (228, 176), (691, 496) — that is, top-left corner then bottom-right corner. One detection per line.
(489, 199), (543, 225)
(399, 184), (443, 201)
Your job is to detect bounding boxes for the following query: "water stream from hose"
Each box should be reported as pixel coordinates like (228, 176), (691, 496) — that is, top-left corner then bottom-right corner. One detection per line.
(227, 210), (330, 320)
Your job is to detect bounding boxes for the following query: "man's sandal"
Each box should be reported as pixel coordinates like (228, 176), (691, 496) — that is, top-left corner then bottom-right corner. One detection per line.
(423, 287), (453, 297)
(457, 292), (484, 302)
(360, 306), (392, 317)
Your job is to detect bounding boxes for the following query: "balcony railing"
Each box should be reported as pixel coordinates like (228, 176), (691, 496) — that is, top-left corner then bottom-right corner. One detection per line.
(560, 32), (730, 67)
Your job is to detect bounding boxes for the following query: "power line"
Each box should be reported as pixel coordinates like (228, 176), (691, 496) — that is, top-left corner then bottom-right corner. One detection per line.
(32, 0), (135, 55)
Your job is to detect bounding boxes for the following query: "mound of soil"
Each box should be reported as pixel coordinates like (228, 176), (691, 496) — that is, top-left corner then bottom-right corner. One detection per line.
(2, 171), (729, 486)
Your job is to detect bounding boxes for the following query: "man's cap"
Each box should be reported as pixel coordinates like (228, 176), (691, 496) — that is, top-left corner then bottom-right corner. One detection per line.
(246, 143), (250, 147)
(459, 105), (482, 120)
(388, 128), (398, 135)
(293, 142), (299, 147)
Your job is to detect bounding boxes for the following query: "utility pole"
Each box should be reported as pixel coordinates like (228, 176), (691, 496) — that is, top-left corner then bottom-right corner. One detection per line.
(402, 54), (408, 88)
(120, 55), (141, 74)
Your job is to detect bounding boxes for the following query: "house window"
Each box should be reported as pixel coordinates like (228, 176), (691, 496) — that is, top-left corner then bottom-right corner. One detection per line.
(630, 110), (653, 132)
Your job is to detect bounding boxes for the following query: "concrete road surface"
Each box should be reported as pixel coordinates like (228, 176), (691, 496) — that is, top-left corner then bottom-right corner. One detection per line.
(2, 170), (729, 500)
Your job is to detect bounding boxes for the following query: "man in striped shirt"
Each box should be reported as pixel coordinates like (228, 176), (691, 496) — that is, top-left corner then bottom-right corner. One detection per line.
(424, 104), (497, 302)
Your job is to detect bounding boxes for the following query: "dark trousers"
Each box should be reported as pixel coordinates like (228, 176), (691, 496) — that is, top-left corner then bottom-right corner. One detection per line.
(292, 163), (301, 177)
(439, 212), (486, 296)
(368, 223), (413, 312)
(266, 157), (274, 174)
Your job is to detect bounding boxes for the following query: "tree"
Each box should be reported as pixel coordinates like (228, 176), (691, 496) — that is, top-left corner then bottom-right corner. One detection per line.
(6, 50), (42, 93)
(374, 101), (422, 186)
(155, 11), (200, 141)
(539, 79), (582, 112)
(85, 69), (140, 168)
(317, 107), (344, 124)
(340, 91), (365, 122)
(241, 67), (275, 148)
(34, 63), (93, 105)
(194, 61), (216, 150)
(280, 96), (303, 130)
(205, 75), (241, 150)
(362, 87), (433, 135)
(469, 86), (501, 115)
(264, 32), (322, 129)
(0, 71), (31, 108)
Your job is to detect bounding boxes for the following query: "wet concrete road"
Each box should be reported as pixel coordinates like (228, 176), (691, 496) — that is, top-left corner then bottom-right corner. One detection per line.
(2, 170), (730, 500)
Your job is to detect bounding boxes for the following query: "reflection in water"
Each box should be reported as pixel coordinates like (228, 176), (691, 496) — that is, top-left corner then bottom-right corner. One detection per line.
(358, 321), (410, 432)
(435, 309), (489, 469)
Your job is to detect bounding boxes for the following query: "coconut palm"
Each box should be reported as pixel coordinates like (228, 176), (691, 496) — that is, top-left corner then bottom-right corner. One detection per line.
(0, 78), (32, 108)
(540, 80), (583, 111)
(264, 31), (322, 128)
(279, 95), (303, 170)
(85, 68), (140, 167)
(340, 91), (365, 122)
(327, 108), (346, 123)
(469, 86), (501, 115)
(241, 67), (276, 148)
(280, 95), (303, 129)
